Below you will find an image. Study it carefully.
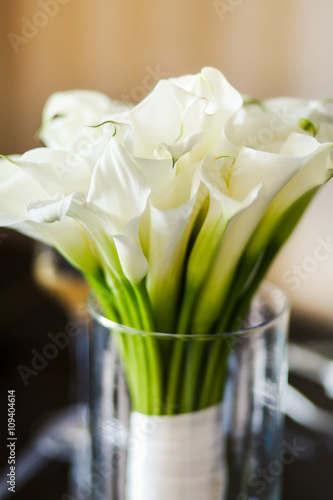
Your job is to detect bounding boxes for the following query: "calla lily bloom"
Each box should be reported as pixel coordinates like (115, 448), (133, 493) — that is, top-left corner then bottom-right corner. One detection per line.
(1, 68), (333, 334)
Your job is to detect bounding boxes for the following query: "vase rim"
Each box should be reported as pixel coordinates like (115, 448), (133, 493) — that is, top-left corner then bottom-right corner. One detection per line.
(88, 280), (289, 339)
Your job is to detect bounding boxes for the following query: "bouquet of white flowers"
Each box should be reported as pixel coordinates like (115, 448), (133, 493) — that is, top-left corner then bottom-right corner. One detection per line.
(1, 68), (332, 499)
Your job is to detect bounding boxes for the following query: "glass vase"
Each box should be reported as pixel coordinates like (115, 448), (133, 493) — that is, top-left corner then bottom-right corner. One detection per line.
(88, 281), (289, 500)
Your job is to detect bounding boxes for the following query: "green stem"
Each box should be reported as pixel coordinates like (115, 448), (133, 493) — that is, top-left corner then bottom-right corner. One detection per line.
(132, 279), (156, 331)
(114, 332), (139, 409)
(133, 280), (163, 414)
(84, 272), (120, 321)
(199, 336), (232, 408)
(180, 340), (205, 413)
(115, 280), (142, 328)
(176, 289), (197, 334)
(166, 340), (186, 415)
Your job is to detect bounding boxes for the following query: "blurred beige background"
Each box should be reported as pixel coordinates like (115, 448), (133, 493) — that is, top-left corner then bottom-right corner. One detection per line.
(0, 0), (332, 324)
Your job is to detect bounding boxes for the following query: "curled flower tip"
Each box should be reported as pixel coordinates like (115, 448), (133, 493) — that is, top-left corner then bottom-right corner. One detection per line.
(89, 120), (118, 129)
(216, 154), (236, 164)
(316, 98), (333, 106)
(52, 113), (65, 120)
(243, 97), (266, 111)
(298, 118), (319, 137)
(0, 154), (15, 164)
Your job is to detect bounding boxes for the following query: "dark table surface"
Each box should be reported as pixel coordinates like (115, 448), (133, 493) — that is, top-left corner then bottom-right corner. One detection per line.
(0, 230), (333, 500)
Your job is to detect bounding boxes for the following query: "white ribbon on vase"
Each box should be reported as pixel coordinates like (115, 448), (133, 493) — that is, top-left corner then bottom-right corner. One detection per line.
(126, 404), (227, 500)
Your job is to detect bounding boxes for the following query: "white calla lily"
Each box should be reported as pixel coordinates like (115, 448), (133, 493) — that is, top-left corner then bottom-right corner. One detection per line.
(25, 192), (77, 223)
(144, 155), (206, 332)
(87, 138), (151, 228)
(157, 130), (203, 164)
(176, 155), (263, 333)
(113, 227), (148, 284)
(2, 67), (333, 500)
(2, 68), (333, 333)
(0, 156), (99, 275)
(147, 195), (198, 332)
(117, 67), (242, 163)
(227, 96), (333, 150)
(192, 133), (333, 334)
(40, 89), (131, 150)
(237, 134), (333, 275)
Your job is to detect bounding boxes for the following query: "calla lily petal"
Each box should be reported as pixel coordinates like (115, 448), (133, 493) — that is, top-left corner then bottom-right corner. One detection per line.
(170, 66), (243, 121)
(25, 192), (78, 223)
(120, 80), (202, 159)
(147, 195), (199, 332)
(113, 233), (148, 284)
(9, 148), (93, 196)
(158, 131), (203, 164)
(87, 138), (151, 231)
(40, 89), (131, 149)
(176, 155), (263, 333)
(191, 135), (333, 334)
(0, 156), (49, 217)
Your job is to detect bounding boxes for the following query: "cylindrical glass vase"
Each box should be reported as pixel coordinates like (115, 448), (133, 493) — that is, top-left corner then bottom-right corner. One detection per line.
(89, 281), (289, 500)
